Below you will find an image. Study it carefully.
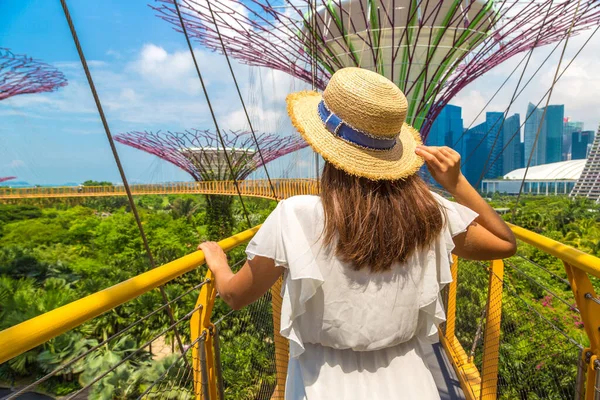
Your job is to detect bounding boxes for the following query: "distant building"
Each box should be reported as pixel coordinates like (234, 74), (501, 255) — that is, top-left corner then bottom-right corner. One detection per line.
(572, 130), (594, 160)
(563, 118), (584, 160)
(462, 122), (488, 186)
(523, 103), (564, 166)
(427, 104), (464, 152)
(485, 112), (505, 179)
(545, 105), (564, 163)
(571, 125), (600, 202)
(502, 113), (523, 175)
(482, 159), (586, 195)
(524, 103), (545, 166)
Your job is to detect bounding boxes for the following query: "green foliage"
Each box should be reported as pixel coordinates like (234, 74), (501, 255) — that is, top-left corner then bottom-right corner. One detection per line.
(0, 194), (276, 396)
(454, 195), (599, 399)
(82, 180), (113, 186)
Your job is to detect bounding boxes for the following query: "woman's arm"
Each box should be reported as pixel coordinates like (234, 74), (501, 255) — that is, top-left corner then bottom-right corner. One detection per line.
(198, 242), (282, 310)
(415, 145), (517, 260)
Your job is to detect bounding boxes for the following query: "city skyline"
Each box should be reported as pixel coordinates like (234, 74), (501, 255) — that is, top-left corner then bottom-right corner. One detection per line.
(428, 102), (596, 186)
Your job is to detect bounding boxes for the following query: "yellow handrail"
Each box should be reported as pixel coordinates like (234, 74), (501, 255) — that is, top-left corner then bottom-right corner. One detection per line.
(0, 225), (261, 365)
(509, 223), (600, 278)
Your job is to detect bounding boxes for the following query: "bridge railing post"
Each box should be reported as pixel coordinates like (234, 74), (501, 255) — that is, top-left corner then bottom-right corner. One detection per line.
(563, 261), (600, 400)
(445, 255), (459, 343)
(480, 259), (504, 400)
(191, 270), (218, 400)
(271, 276), (288, 400)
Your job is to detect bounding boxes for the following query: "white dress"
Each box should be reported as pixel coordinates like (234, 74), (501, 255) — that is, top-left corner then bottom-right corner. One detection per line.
(245, 193), (478, 400)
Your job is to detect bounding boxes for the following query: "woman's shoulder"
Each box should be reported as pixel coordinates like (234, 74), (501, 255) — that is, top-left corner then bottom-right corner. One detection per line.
(279, 195), (322, 210)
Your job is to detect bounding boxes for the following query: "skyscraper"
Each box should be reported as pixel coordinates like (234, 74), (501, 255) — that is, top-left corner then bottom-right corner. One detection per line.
(523, 103), (564, 166)
(545, 105), (564, 164)
(563, 118), (584, 160)
(524, 103), (545, 166)
(572, 130), (594, 160)
(426, 104), (464, 152)
(485, 112), (505, 179)
(503, 113), (523, 174)
(463, 122), (488, 186)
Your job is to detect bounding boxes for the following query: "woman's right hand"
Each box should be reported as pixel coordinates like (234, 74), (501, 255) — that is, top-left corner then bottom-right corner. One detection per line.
(415, 145), (464, 193)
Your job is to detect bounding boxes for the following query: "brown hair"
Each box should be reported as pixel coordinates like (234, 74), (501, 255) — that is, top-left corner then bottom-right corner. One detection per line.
(321, 162), (445, 272)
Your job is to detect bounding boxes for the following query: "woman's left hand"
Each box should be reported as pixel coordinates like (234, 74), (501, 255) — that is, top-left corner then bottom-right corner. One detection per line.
(198, 242), (229, 273)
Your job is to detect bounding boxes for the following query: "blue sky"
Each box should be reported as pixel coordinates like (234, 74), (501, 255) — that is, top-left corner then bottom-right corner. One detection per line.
(0, 0), (313, 185)
(1, 1), (599, 185)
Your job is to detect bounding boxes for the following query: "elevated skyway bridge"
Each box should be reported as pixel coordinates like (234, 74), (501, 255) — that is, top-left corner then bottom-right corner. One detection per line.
(0, 179), (319, 201)
(0, 181), (599, 399)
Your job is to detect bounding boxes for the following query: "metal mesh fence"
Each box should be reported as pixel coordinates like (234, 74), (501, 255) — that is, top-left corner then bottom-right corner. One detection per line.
(493, 257), (584, 400)
(0, 279), (204, 400)
(215, 284), (278, 400)
(451, 252), (586, 400)
(454, 259), (489, 373)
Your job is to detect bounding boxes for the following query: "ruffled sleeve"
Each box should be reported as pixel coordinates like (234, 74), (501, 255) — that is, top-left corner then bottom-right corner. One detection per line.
(417, 192), (478, 343)
(245, 197), (324, 359)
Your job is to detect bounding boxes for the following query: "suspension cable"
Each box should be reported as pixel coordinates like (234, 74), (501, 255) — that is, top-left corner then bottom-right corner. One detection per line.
(473, 0), (556, 187)
(172, 0), (252, 229)
(505, 259), (579, 313)
(311, 0), (321, 184)
(475, 261), (583, 349)
(480, 22), (600, 180)
(512, 0), (583, 222)
(460, 17), (560, 169)
(204, 1), (279, 201)
(59, 0), (189, 365)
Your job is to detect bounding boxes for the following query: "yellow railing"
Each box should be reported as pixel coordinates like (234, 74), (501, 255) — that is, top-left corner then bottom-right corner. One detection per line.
(0, 226), (260, 365)
(0, 222), (599, 399)
(441, 224), (600, 400)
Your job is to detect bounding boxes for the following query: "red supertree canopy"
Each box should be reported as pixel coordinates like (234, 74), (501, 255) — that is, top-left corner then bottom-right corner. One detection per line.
(1, 48), (67, 101)
(115, 129), (307, 181)
(0, 176), (17, 184)
(152, 0), (600, 137)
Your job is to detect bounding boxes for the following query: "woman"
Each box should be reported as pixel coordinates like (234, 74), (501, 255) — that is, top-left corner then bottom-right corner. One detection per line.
(199, 68), (516, 399)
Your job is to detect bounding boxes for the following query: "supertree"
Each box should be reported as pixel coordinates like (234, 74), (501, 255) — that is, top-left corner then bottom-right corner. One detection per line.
(1, 48), (67, 101)
(0, 176), (16, 184)
(115, 129), (306, 238)
(152, 0), (600, 139)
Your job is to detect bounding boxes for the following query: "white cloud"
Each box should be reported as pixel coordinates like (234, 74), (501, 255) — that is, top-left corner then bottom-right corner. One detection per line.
(8, 160), (25, 168)
(186, 0), (250, 38)
(225, 106), (283, 131)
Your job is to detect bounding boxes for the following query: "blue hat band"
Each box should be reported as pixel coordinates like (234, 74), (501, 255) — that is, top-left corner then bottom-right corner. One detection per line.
(317, 100), (397, 151)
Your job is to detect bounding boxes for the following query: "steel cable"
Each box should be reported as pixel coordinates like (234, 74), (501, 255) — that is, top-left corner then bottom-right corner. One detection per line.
(511, 0), (583, 222)
(172, 0), (253, 229)
(204, 1), (279, 202)
(59, 0), (189, 369)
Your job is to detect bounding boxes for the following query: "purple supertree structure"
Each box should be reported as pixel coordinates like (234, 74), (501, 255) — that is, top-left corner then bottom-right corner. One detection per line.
(116, 129), (305, 239)
(114, 129), (307, 181)
(1, 48), (67, 101)
(152, 0), (600, 139)
(0, 176), (16, 184)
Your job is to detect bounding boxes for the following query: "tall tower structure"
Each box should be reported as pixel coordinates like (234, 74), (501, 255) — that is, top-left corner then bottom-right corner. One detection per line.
(427, 104), (463, 150)
(485, 112), (505, 179)
(115, 129), (307, 238)
(572, 130), (594, 160)
(503, 114), (523, 175)
(153, 0), (600, 139)
(571, 124), (600, 202)
(545, 105), (564, 164)
(563, 118), (584, 160)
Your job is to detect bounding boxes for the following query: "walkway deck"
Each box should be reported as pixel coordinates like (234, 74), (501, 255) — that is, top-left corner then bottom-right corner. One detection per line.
(423, 343), (465, 399)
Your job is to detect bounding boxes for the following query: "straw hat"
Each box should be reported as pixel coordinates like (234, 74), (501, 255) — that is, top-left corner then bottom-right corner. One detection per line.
(286, 67), (423, 181)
